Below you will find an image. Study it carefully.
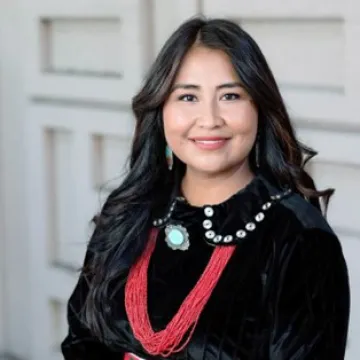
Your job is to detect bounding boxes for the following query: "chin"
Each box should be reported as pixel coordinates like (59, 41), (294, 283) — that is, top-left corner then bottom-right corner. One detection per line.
(187, 163), (232, 176)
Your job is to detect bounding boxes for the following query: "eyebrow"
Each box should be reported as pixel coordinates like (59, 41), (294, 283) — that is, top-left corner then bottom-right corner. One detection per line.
(171, 81), (244, 92)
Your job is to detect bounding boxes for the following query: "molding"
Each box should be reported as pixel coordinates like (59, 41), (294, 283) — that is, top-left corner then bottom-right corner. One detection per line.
(26, 4), (146, 104)
(141, 0), (156, 69)
(31, 96), (131, 112)
(311, 159), (360, 170)
(294, 118), (360, 133)
(52, 260), (81, 274)
(197, 0), (204, 13)
(39, 15), (119, 22)
(280, 82), (344, 94)
(43, 68), (123, 79)
(0, 20), (5, 353)
(334, 226), (360, 241)
(0, 47), (5, 360)
(202, 1), (343, 19)
(40, 17), (123, 79)
(236, 16), (344, 23)
(296, 127), (360, 167)
(0, 353), (25, 360)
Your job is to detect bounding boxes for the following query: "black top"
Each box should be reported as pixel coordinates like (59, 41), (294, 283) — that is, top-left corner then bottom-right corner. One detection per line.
(61, 174), (350, 359)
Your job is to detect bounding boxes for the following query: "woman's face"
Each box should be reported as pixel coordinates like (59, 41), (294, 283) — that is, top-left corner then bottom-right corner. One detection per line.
(163, 46), (258, 177)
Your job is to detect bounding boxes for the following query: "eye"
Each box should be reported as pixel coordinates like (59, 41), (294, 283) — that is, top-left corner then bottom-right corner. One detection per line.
(222, 93), (240, 101)
(178, 94), (197, 102)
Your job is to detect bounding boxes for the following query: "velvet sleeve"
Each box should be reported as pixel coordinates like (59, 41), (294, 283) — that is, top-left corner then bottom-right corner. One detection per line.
(61, 253), (121, 360)
(255, 228), (350, 360)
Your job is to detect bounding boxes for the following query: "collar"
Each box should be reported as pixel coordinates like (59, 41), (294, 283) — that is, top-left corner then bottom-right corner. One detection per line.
(153, 174), (292, 247)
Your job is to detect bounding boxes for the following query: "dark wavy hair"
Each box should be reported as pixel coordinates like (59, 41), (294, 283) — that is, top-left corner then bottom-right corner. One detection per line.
(81, 16), (334, 346)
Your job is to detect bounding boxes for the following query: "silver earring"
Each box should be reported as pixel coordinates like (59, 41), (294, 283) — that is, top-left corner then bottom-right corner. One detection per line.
(165, 145), (173, 171)
(255, 141), (260, 168)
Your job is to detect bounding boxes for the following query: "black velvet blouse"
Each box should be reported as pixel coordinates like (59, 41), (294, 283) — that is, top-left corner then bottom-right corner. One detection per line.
(61, 175), (350, 359)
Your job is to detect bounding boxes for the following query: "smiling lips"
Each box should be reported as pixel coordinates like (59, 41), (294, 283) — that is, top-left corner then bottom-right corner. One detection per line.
(190, 136), (230, 150)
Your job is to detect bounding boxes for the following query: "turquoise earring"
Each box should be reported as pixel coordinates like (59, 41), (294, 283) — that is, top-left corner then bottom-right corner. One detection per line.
(165, 145), (173, 171)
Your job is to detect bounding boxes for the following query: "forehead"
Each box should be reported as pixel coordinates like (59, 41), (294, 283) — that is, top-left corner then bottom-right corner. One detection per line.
(174, 46), (240, 83)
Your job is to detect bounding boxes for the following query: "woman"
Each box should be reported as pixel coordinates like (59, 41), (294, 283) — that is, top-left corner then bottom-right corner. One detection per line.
(61, 17), (350, 359)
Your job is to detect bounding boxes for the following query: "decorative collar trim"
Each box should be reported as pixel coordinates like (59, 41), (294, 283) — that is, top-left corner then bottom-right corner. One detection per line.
(153, 175), (292, 246)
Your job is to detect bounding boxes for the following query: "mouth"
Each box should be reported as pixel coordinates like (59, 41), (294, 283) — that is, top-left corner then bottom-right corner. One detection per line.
(189, 137), (230, 150)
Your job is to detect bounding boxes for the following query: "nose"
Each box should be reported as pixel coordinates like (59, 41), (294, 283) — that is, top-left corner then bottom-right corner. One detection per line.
(197, 101), (224, 128)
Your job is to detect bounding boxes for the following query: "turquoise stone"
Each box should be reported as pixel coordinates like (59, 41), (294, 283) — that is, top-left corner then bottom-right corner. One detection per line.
(164, 224), (190, 250)
(168, 228), (184, 245)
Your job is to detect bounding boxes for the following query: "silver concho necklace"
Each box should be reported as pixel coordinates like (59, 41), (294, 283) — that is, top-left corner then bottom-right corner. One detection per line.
(152, 188), (292, 251)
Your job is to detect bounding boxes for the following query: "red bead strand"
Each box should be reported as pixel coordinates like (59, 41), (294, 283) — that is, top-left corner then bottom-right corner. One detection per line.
(125, 228), (236, 357)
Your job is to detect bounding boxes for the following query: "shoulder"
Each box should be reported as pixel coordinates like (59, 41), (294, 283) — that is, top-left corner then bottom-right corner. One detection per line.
(262, 185), (345, 259)
(259, 174), (335, 237)
(270, 195), (348, 281)
(258, 177), (348, 285)
(278, 191), (334, 235)
(270, 193), (346, 264)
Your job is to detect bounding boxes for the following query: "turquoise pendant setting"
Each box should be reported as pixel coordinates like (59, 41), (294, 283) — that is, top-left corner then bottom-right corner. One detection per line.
(164, 224), (190, 251)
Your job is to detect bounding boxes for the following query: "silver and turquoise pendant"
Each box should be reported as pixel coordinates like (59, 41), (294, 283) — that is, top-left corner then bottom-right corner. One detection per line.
(164, 224), (190, 251)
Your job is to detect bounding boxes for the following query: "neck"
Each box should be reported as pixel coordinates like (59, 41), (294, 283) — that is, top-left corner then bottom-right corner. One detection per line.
(181, 163), (255, 207)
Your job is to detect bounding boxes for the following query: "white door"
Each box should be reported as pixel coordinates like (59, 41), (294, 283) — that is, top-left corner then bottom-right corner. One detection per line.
(24, 2), (147, 359)
(22, 1), (200, 359)
(203, 1), (360, 359)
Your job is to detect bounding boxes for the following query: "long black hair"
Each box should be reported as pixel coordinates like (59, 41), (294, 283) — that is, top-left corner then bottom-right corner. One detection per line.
(82, 16), (333, 345)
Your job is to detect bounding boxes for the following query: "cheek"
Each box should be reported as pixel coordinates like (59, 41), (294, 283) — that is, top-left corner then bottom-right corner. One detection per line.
(163, 104), (193, 142)
(224, 104), (258, 136)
